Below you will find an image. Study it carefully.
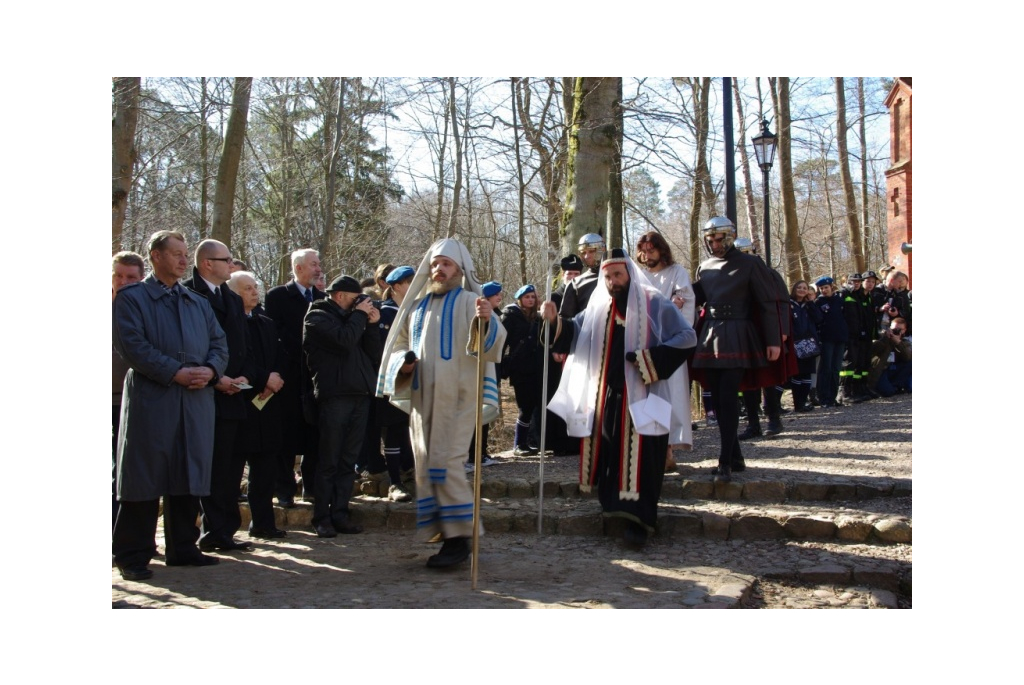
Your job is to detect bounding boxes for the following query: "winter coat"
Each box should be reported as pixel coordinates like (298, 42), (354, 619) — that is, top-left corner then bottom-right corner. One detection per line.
(113, 276), (229, 500)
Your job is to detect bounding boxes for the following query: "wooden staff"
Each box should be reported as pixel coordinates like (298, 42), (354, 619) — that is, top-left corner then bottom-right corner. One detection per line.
(471, 314), (485, 589)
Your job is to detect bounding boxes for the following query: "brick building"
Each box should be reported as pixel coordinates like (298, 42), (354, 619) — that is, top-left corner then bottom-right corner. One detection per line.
(884, 77), (912, 287)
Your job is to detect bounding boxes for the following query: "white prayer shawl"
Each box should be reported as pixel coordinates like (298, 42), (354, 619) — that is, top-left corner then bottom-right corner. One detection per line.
(548, 259), (695, 441)
(376, 238), (501, 420)
(643, 262), (696, 447)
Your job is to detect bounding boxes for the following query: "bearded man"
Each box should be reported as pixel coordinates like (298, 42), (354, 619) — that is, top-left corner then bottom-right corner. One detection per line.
(377, 239), (506, 569)
(543, 248), (695, 548)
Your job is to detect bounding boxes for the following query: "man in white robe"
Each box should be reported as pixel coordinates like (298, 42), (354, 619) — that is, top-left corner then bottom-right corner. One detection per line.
(377, 238), (505, 568)
(635, 231), (696, 470)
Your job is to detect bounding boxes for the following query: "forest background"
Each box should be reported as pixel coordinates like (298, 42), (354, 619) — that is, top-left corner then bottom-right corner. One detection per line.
(111, 76), (895, 294)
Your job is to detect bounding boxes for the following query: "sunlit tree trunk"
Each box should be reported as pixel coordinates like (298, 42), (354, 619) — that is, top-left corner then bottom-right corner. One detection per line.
(445, 77), (463, 239)
(770, 77), (804, 282)
(211, 77), (252, 246)
(733, 78), (759, 245)
(835, 77), (864, 273)
(112, 77), (140, 250)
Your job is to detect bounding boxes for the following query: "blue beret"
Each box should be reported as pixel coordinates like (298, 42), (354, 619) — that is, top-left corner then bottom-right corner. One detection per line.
(514, 284), (536, 300)
(481, 281), (502, 298)
(814, 276), (834, 288)
(385, 265), (415, 285)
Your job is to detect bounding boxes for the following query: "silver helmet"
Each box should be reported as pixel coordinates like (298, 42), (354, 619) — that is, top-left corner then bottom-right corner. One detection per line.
(577, 232), (606, 265)
(703, 216), (737, 255)
(734, 237), (754, 254)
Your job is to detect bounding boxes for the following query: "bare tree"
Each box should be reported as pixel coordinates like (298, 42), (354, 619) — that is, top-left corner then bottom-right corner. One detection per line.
(733, 78), (759, 244)
(835, 77), (865, 273)
(112, 77), (141, 250)
(770, 77), (805, 282)
(211, 77), (252, 246)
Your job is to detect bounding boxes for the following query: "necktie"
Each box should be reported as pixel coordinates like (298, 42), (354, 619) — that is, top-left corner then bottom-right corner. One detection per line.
(212, 286), (224, 307)
(305, 288), (313, 303)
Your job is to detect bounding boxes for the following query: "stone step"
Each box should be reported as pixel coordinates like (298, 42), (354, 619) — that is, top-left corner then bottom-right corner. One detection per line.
(354, 473), (912, 503)
(249, 496), (911, 545)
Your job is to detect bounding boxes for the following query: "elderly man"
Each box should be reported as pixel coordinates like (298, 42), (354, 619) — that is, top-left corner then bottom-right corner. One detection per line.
(228, 271), (288, 538)
(112, 251), (145, 529)
(183, 239), (255, 552)
(543, 248), (695, 548)
(377, 238), (506, 569)
(304, 275), (383, 537)
(265, 248), (325, 507)
(113, 231), (228, 580)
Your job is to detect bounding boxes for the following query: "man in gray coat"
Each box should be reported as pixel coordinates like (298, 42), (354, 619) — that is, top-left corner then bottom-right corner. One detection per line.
(112, 230), (229, 581)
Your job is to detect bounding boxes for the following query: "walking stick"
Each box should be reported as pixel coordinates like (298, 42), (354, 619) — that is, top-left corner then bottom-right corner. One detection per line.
(537, 250), (559, 534)
(471, 314), (485, 589)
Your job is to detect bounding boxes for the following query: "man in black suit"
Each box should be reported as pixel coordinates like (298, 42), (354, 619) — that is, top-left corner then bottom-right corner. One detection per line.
(184, 239), (255, 552)
(264, 248), (324, 506)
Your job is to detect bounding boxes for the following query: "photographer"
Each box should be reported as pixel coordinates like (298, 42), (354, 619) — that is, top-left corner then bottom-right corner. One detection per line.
(302, 276), (383, 537)
(867, 317), (912, 397)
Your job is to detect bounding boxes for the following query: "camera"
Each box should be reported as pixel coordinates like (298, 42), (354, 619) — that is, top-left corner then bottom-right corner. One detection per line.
(354, 294), (369, 306)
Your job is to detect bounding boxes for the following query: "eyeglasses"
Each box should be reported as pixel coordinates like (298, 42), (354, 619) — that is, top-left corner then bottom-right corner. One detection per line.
(208, 257), (233, 263)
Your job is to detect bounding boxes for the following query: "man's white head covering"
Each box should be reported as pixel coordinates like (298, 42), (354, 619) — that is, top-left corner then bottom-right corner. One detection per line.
(375, 238), (499, 422)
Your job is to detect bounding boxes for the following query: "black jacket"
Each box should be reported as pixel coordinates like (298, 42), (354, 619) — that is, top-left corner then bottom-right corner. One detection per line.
(302, 298), (383, 401)
(183, 268), (255, 421)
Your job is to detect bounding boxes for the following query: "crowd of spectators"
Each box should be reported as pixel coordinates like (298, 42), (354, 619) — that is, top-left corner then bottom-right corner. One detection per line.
(112, 231), (910, 580)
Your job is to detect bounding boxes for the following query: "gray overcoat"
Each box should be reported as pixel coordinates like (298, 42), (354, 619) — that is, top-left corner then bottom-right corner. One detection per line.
(113, 275), (228, 500)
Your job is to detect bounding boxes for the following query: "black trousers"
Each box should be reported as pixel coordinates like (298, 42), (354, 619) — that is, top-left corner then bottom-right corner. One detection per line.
(199, 418), (245, 545)
(313, 396), (369, 525)
(242, 447), (277, 531)
(703, 368), (746, 468)
(113, 495), (201, 567)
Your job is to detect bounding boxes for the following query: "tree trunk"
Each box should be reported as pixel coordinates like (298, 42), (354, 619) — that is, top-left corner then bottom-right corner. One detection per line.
(445, 77), (463, 239)
(835, 77), (865, 273)
(200, 77), (210, 239)
(211, 77), (252, 246)
(687, 78), (712, 271)
(561, 77), (620, 254)
(320, 78), (345, 258)
(511, 78), (528, 284)
(771, 77), (804, 283)
(112, 77), (140, 250)
(733, 78), (760, 244)
(858, 77), (871, 267)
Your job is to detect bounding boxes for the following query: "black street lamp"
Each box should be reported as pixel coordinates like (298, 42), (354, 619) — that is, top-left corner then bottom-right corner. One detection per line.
(751, 118), (777, 266)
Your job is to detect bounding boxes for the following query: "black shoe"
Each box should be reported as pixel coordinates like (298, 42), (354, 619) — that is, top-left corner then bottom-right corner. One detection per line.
(277, 498), (296, 509)
(118, 565), (153, 581)
(513, 446), (539, 456)
(623, 521), (648, 549)
(731, 458), (746, 472)
(249, 528), (287, 539)
(738, 425), (762, 441)
(865, 388), (881, 399)
(331, 515), (363, 535)
(166, 553), (219, 567)
(199, 538), (251, 552)
(713, 464), (732, 483)
(763, 420), (784, 437)
(426, 537), (471, 568)
(794, 404), (814, 413)
(313, 521), (337, 538)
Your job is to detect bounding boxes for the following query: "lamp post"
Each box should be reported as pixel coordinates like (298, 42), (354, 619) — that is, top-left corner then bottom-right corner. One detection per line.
(751, 118), (777, 266)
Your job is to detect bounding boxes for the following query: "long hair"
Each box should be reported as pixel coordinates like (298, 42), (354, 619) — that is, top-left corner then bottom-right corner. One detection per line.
(635, 231), (674, 267)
